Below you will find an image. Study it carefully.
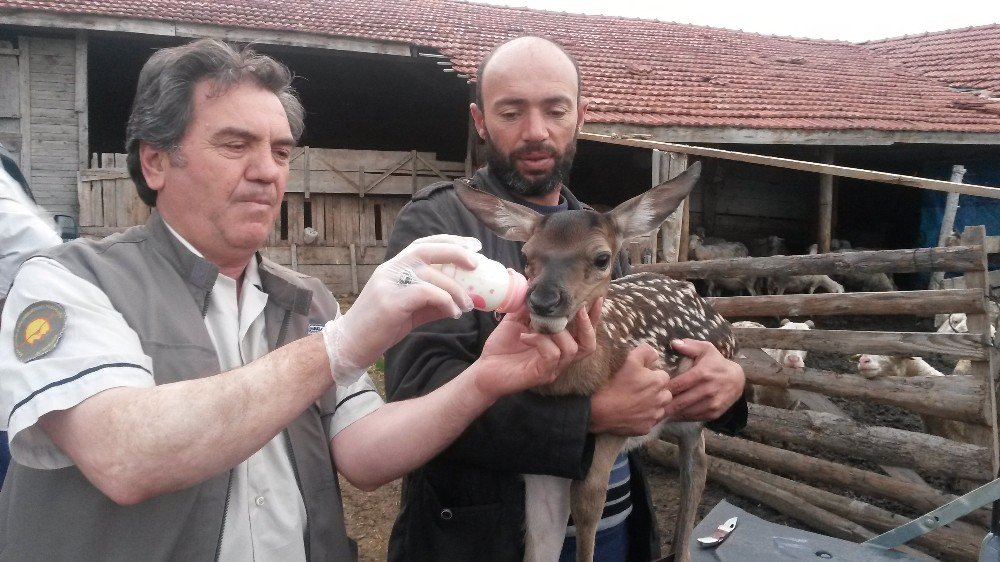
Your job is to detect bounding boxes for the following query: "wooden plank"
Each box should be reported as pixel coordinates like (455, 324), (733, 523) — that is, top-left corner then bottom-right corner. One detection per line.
(286, 171), (455, 195)
(79, 169), (130, 181)
(734, 327), (985, 360)
(338, 195), (361, 246)
(738, 349), (987, 424)
(263, 245), (356, 265)
(113, 154), (128, 227)
(583, 123), (1000, 148)
(356, 244), (387, 265)
(784, 389), (949, 490)
(18, 36), (30, 181)
(101, 176), (116, 227)
(379, 197), (408, 244)
(349, 243), (358, 295)
(76, 173), (94, 226)
(363, 151), (414, 195)
(583, 133), (1000, 199)
(79, 226), (130, 238)
(310, 195), (325, 244)
(708, 288), (985, 317)
(647, 441), (880, 545)
(652, 440), (982, 561)
(634, 245), (985, 279)
(746, 403), (993, 480)
(301, 148), (463, 173)
(818, 147), (834, 253)
(959, 225), (1000, 478)
(75, 31), (88, 169)
(286, 193), (303, 244)
(656, 151), (688, 263)
(701, 432), (992, 530)
(303, 146), (311, 199)
(0, 51), (20, 118)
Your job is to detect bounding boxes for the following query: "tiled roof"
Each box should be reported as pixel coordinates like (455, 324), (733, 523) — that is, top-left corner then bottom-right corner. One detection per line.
(864, 24), (1000, 97)
(4, 0), (1000, 133)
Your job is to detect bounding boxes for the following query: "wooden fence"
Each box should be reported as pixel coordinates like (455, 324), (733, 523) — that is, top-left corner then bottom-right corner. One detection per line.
(77, 147), (464, 294)
(635, 224), (998, 561)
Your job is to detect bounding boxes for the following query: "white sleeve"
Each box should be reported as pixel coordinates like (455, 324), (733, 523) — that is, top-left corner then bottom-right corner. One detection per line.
(314, 306), (383, 439)
(0, 258), (154, 469)
(326, 374), (384, 439)
(0, 170), (63, 298)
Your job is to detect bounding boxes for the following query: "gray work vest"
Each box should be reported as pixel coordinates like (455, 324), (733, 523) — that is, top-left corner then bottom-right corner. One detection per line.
(0, 211), (355, 561)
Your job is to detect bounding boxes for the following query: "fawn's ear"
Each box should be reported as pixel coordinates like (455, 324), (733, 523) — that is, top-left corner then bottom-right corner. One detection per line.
(609, 161), (701, 240)
(454, 178), (540, 242)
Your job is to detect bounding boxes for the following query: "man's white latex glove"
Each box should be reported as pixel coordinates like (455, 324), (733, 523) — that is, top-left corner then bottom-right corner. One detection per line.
(323, 234), (481, 385)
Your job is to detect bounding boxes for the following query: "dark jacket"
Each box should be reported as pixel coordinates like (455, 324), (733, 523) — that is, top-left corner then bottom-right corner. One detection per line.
(384, 168), (745, 561)
(0, 212), (355, 561)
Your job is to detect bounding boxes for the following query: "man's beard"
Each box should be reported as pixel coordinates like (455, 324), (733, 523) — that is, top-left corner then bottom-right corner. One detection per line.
(485, 137), (576, 197)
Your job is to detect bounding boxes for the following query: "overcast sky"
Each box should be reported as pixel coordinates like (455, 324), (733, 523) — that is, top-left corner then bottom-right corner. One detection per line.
(473, 0), (1000, 42)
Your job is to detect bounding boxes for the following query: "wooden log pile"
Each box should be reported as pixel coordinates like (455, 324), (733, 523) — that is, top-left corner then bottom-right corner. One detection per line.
(640, 225), (998, 560)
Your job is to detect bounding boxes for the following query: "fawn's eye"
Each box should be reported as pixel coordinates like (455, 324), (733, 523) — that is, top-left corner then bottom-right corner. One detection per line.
(594, 252), (612, 269)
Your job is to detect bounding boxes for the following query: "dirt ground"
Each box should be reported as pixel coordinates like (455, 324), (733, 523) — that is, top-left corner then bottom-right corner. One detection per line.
(339, 306), (966, 561)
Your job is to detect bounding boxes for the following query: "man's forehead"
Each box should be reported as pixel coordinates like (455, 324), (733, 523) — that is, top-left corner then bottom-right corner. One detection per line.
(189, 79), (292, 139)
(481, 39), (578, 100)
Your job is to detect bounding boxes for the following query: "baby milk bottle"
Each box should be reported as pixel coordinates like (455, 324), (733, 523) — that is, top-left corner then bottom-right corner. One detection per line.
(435, 253), (528, 313)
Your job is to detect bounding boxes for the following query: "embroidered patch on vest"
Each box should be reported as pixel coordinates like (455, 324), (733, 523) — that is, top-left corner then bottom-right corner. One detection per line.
(308, 322), (324, 334)
(13, 301), (67, 363)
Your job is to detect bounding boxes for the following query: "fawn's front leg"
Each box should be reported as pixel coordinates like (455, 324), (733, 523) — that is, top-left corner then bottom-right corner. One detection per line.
(571, 434), (627, 562)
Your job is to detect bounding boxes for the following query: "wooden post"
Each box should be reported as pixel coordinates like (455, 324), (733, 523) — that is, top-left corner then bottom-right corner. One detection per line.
(303, 145), (311, 199)
(290, 243), (298, 272)
(349, 243), (359, 295)
(702, 163), (717, 235)
(818, 147), (835, 253)
(411, 150), (418, 194)
(959, 225), (999, 478)
(653, 150), (688, 263)
(75, 32), (88, 174)
(17, 36), (30, 180)
(929, 165), (967, 289)
(465, 110), (477, 177)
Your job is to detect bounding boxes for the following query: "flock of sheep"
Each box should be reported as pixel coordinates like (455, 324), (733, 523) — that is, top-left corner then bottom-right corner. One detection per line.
(688, 233), (896, 297)
(687, 231), (989, 445)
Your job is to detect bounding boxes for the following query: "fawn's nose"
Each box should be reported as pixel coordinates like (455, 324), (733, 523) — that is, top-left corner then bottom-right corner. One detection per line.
(527, 286), (564, 316)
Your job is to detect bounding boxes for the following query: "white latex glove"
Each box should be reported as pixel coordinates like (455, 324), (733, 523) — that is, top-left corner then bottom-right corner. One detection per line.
(322, 234), (481, 385)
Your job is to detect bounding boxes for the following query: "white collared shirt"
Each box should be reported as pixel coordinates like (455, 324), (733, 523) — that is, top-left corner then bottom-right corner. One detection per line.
(0, 222), (383, 561)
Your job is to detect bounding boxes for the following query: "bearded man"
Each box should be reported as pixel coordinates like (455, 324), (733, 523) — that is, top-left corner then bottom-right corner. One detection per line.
(382, 36), (747, 562)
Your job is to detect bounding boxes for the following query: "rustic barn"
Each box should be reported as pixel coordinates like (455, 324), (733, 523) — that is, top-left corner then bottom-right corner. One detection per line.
(864, 24), (1000, 258)
(3, 0), (1000, 294)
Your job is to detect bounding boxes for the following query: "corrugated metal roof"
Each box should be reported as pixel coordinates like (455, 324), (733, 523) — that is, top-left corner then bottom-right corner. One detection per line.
(4, 0), (1000, 133)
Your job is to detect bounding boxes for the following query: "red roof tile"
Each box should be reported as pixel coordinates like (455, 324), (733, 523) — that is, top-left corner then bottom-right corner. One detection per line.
(864, 24), (1000, 96)
(4, 0), (1000, 134)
